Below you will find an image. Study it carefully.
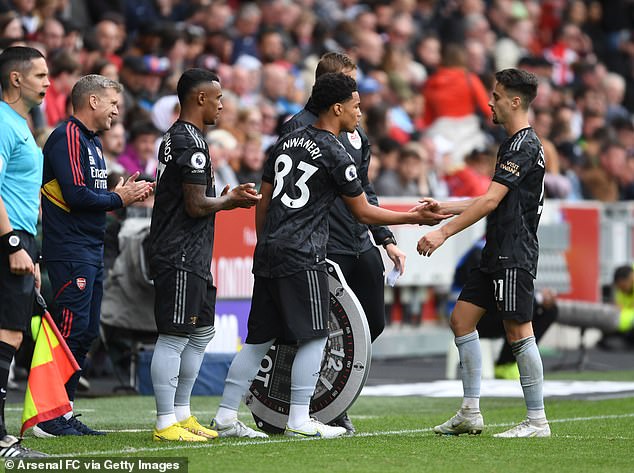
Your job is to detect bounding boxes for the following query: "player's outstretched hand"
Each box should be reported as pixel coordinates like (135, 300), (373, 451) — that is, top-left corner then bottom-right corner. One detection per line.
(226, 183), (261, 208)
(409, 204), (452, 226)
(417, 228), (446, 257)
(409, 198), (453, 226)
(415, 197), (440, 211)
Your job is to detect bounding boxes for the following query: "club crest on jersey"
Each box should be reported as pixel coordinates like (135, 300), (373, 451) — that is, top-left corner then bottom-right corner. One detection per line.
(76, 277), (87, 291)
(190, 152), (206, 169)
(345, 164), (358, 182)
(347, 130), (362, 150)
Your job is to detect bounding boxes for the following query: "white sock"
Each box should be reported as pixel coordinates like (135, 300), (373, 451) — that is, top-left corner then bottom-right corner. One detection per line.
(286, 337), (327, 430)
(527, 409), (547, 423)
(287, 404), (310, 430)
(215, 407), (238, 425)
(151, 334), (188, 426)
(512, 336), (546, 415)
(174, 405), (191, 423)
(174, 326), (215, 418)
(217, 341), (274, 413)
(461, 397), (480, 411)
(455, 331), (482, 400)
(156, 413), (177, 430)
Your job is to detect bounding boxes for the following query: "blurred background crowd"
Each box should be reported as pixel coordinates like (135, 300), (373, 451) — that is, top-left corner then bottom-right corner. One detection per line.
(1, 0), (633, 204)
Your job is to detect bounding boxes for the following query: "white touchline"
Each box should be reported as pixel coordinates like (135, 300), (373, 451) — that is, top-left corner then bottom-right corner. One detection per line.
(56, 412), (634, 457)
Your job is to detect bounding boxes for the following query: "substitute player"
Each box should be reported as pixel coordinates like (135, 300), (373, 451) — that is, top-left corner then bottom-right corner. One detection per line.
(279, 52), (405, 433)
(147, 68), (261, 442)
(210, 72), (449, 439)
(418, 68), (550, 438)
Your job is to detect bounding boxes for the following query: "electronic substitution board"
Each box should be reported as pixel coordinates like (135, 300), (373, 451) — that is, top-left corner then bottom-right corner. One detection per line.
(246, 259), (372, 433)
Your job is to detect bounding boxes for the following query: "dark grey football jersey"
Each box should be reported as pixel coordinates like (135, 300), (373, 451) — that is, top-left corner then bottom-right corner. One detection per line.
(148, 120), (216, 280)
(279, 103), (393, 255)
(253, 125), (364, 277)
(480, 127), (545, 277)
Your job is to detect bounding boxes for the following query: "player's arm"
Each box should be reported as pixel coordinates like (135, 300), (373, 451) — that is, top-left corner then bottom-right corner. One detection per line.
(255, 181), (272, 237)
(420, 197), (480, 216)
(417, 181), (508, 257)
(333, 144), (449, 227)
(182, 181), (260, 218)
(0, 197), (34, 275)
(342, 192), (449, 226)
(0, 148), (34, 275)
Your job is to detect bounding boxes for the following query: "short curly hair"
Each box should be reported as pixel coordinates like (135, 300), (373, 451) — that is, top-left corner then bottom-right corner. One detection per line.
(310, 72), (357, 114)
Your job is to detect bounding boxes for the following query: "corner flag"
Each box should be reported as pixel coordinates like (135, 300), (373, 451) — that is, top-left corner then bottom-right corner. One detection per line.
(21, 293), (80, 435)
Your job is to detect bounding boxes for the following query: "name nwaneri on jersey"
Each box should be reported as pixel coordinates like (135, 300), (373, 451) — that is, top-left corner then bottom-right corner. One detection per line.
(282, 136), (322, 159)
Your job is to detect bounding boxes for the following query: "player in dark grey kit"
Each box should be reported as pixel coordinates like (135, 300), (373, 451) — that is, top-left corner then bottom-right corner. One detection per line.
(278, 52), (405, 433)
(210, 72), (448, 439)
(280, 53), (405, 432)
(418, 68), (550, 438)
(148, 68), (261, 442)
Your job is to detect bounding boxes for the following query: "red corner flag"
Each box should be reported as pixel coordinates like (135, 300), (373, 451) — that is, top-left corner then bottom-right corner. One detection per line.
(21, 294), (80, 435)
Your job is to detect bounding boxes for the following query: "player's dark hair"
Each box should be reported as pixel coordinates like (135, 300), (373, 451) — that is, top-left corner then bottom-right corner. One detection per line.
(177, 68), (220, 103)
(495, 68), (538, 109)
(613, 265), (633, 284)
(310, 72), (357, 114)
(315, 52), (356, 79)
(0, 46), (45, 91)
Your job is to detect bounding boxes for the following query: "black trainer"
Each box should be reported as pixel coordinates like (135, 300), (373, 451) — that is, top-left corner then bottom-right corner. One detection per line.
(0, 434), (48, 457)
(67, 414), (106, 435)
(328, 412), (355, 435)
(32, 416), (82, 438)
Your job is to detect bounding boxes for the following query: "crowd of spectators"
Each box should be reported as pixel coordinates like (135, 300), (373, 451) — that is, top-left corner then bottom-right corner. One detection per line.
(1, 0), (633, 202)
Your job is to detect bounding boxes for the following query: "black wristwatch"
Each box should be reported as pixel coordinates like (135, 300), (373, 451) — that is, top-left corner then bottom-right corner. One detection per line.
(381, 236), (397, 248)
(2, 231), (23, 254)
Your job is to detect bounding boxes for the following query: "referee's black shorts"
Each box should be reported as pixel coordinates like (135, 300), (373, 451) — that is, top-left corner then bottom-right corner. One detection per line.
(0, 231), (37, 332)
(458, 267), (535, 323)
(153, 268), (215, 335)
(246, 269), (329, 344)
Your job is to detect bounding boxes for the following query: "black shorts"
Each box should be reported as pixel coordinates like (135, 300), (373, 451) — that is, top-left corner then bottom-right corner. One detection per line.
(153, 269), (215, 335)
(246, 270), (329, 344)
(0, 231), (37, 332)
(458, 268), (535, 323)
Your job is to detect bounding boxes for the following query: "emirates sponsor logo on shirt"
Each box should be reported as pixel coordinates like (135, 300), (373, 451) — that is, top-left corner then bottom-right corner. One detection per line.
(76, 277), (87, 291)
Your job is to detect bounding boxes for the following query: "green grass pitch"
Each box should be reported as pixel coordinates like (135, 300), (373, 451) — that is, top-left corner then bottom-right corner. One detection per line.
(3, 370), (633, 473)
